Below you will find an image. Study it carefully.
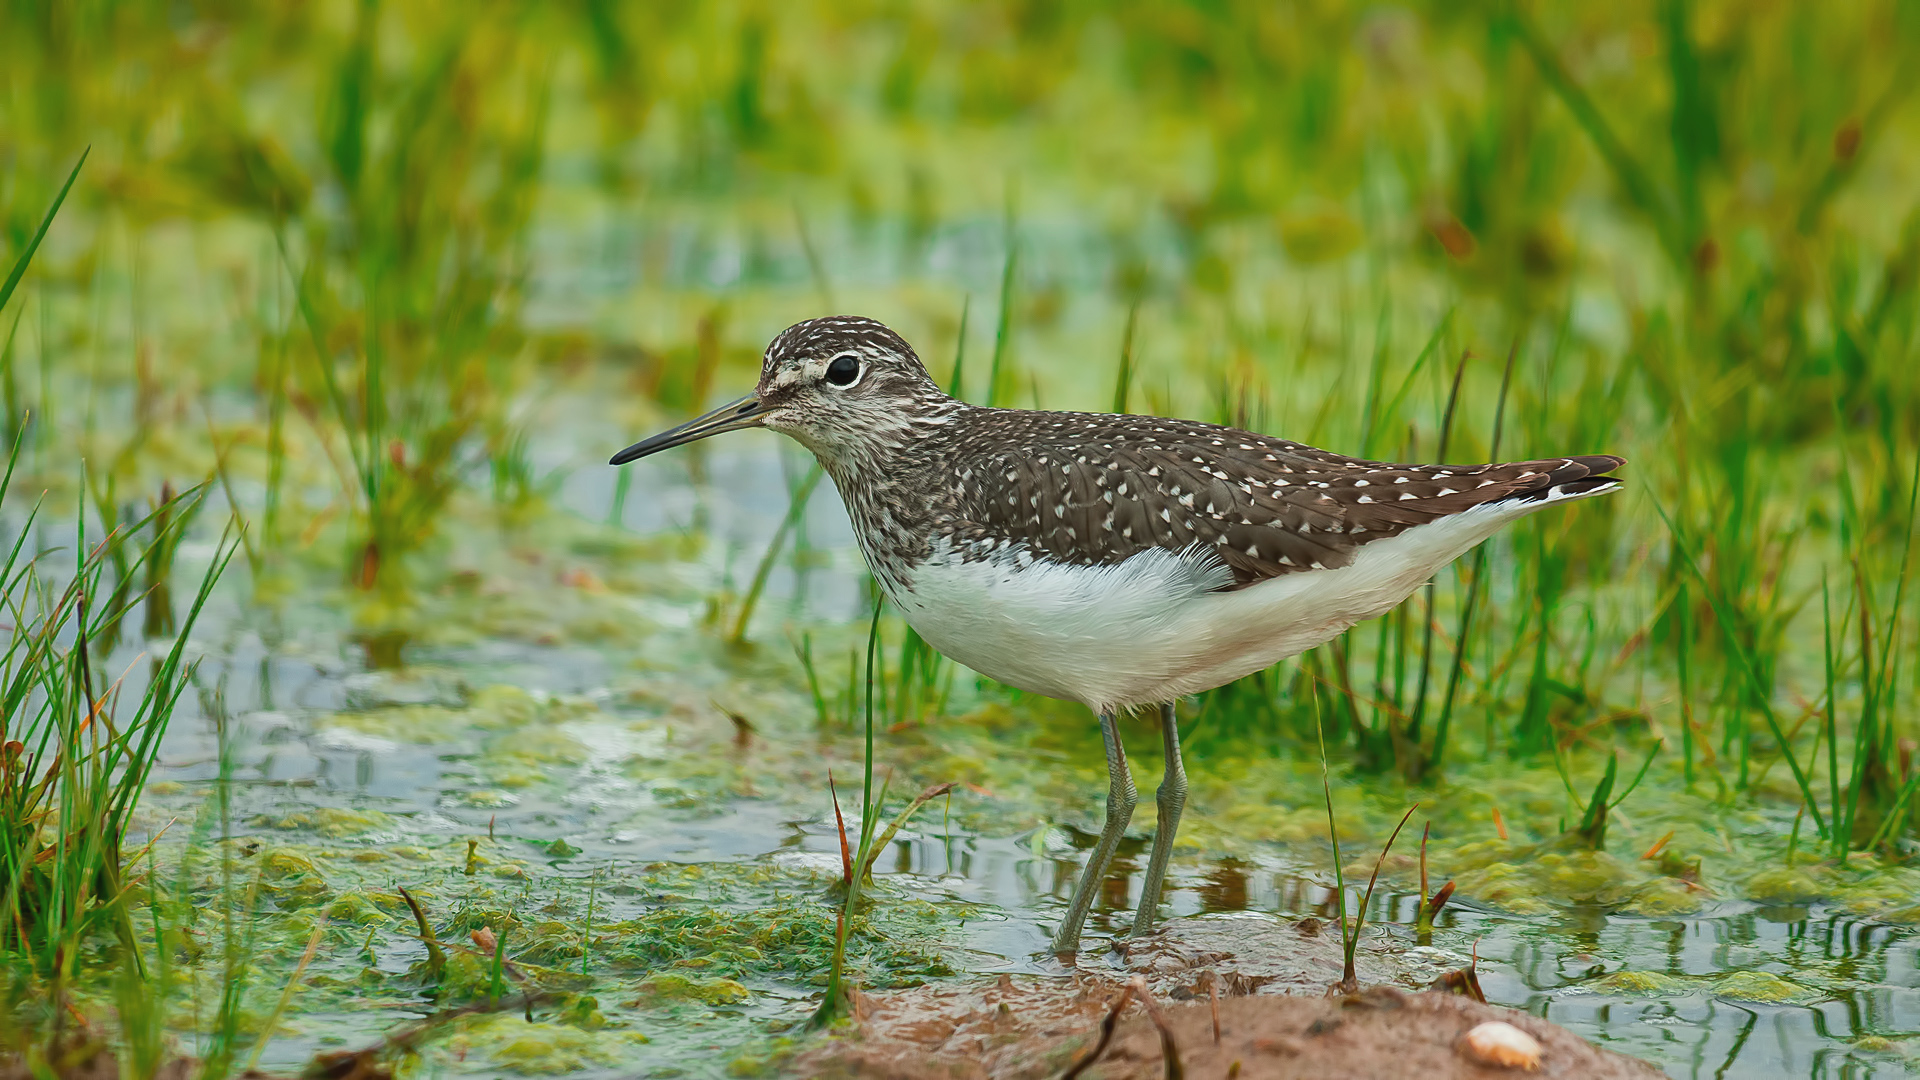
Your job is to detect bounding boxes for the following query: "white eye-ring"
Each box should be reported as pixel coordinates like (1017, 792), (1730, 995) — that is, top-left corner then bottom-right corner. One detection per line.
(824, 353), (862, 387)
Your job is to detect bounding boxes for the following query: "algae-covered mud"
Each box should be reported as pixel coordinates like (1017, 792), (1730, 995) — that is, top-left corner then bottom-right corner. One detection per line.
(5, 3), (1920, 1079)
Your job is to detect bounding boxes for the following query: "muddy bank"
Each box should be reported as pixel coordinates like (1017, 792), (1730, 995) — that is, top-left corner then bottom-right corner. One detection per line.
(804, 979), (1662, 1079)
(798, 913), (1663, 1079)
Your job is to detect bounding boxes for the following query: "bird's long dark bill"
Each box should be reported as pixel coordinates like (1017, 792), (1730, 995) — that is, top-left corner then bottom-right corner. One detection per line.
(609, 395), (769, 465)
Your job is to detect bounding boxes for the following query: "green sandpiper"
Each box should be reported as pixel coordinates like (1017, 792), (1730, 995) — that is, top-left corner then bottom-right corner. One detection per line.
(611, 315), (1624, 954)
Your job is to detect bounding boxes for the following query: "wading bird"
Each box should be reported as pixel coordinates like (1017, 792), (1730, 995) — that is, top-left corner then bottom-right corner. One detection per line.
(611, 316), (1623, 954)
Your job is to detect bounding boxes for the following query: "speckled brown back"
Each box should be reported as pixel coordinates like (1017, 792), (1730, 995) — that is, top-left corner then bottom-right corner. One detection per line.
(934, 410), (1622, 589)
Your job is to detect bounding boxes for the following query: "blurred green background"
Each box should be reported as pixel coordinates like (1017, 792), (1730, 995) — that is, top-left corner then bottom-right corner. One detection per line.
(6, 0), (1916, 796)
(6, 1), (1920, 1075)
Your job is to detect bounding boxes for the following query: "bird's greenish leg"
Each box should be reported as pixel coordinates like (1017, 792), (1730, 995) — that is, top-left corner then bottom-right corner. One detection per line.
(1051, 711), (1136, 956)
(1130, 702), (1186, 937)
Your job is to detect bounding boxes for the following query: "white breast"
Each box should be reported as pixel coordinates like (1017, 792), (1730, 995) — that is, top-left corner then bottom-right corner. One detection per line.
(881, 485), (1614, 714)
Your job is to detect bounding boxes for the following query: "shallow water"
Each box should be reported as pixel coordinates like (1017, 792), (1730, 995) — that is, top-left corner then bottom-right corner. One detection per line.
(110, 444), (1920, 1080)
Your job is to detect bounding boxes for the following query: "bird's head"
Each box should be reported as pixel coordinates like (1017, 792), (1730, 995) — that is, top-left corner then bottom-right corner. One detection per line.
(610, 315), (950, 468)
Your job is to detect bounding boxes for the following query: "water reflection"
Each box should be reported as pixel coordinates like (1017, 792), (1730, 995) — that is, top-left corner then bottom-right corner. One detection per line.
(1198, 856), (1250, 912)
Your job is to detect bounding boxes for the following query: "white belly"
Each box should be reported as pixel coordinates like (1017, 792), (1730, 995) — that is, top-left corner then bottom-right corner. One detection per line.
(880, 489), (1610, 714)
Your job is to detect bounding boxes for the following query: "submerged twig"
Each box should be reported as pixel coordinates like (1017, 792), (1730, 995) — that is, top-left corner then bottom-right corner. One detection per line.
(304, 992), (551, 1080)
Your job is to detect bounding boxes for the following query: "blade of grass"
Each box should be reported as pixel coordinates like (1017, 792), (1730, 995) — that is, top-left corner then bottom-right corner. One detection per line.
(985, 194), (1017, 408)
(1410, 346), (1471, 774)
(1509, 13), (1682, 264)
(728, 462), (824, 644)
(861, 781), (957, 878)
(1822, 576), (1841, 855)
(812, 600), (886, 1028)
(1373, 309), (1453, 456)
(0, 147), (89, 317)
(243, 917), (327, 1071)
(945, 296), (970, 399)
(1112, 304), (1139, 414)
(1652, 494), (1826, 837)
(795, 201), (835, 311)
(1312, 690), (1351, 978)
(1347, 803), (1418, 988)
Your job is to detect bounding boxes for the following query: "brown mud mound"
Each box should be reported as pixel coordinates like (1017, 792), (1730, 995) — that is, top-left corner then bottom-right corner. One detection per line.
(799, 915), (1660, 1079)
(1090, 987), (1661, 1079)
(801, 980), (1663, 1079)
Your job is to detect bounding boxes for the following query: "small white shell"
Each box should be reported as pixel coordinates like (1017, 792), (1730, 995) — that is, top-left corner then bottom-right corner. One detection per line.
(1460, 1021), (1542, 1070)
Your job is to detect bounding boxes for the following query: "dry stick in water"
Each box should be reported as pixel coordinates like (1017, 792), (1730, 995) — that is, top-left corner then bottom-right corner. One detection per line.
(1201, 970), (1223, 1045)
(1129, 976), (1186, 1080)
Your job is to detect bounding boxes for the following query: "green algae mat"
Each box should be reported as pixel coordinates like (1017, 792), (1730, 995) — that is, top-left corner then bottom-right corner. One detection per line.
(6, 3), (1920, 1077)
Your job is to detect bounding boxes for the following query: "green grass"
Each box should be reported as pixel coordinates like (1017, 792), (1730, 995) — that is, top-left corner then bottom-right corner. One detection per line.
(0, 153), (234, 1042)
(3, 0), (1920, 1073)
(0, 465), (234, 1043)
(814, 602), (957, 1028)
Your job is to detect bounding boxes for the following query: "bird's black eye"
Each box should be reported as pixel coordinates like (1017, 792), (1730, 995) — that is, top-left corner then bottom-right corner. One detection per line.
(825, 354), (861, 386)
